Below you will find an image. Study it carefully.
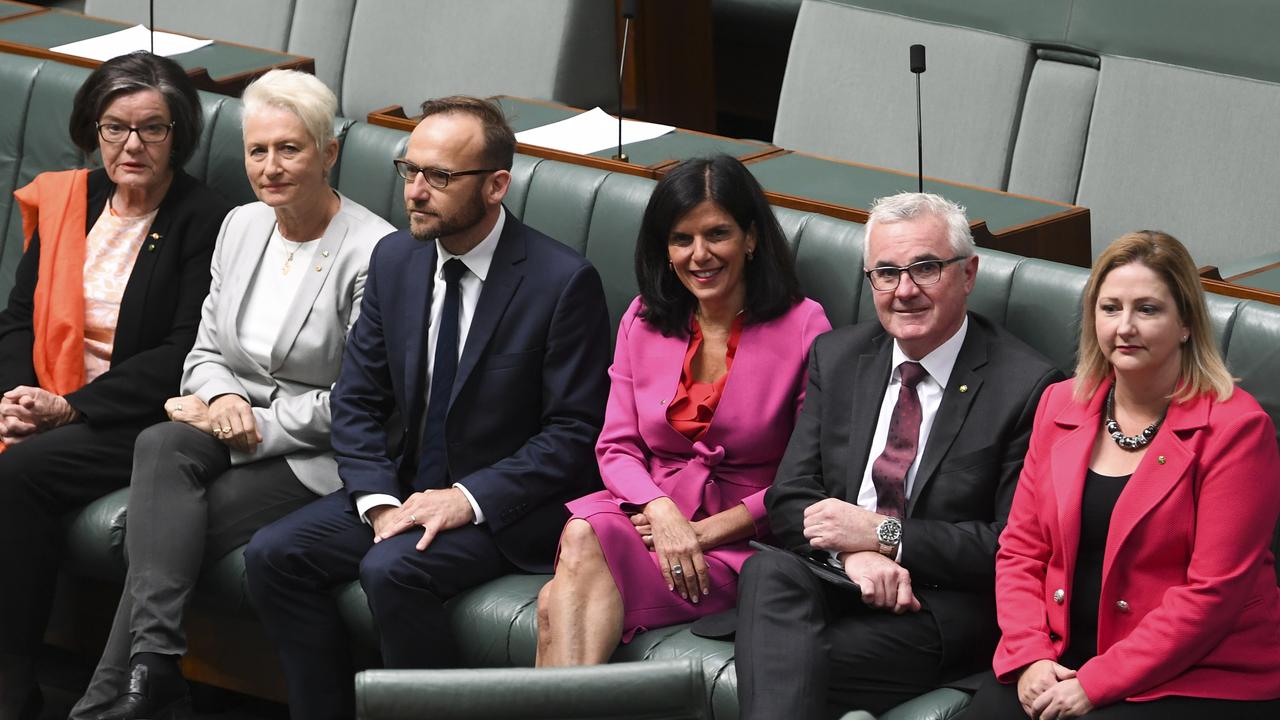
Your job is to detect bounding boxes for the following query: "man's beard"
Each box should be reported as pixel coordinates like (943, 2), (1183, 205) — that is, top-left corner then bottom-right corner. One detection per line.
(406, 186), (486, 243)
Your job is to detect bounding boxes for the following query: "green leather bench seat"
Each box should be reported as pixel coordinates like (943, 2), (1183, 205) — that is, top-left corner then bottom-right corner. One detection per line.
(1, 53), (1276, 720)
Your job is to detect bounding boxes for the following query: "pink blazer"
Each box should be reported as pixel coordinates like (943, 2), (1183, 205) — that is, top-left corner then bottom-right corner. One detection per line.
(581, 296), (829, 573)
(993, 378), (1280, 706)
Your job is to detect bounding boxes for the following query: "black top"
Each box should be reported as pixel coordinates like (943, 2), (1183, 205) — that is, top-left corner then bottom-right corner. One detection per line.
(0, 168), (229, 426)
(1061, 469), (1131, 668)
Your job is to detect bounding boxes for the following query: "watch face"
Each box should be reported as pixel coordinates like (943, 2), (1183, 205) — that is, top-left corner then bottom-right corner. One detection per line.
(877, 518), (902, 545)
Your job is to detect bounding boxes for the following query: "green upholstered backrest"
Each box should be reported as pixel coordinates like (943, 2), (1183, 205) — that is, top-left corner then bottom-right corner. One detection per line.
(0, 54), (47, 302)
(583, 173), (654, 335)
(1004, 259), (1089, 374)
(823, 0), (1280, 85)
(335, 122), (411, 231)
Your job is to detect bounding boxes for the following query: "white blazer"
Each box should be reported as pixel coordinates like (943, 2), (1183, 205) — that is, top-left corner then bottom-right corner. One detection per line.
(182, 193), (394, 494)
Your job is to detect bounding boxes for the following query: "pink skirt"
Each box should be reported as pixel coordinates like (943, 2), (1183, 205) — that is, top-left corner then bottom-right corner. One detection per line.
(565, 493), (746, 643)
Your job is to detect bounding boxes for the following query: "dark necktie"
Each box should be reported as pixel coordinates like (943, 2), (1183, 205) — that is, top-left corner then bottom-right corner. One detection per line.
(416, 258), (466, 491)
(870, 361), (927, 519)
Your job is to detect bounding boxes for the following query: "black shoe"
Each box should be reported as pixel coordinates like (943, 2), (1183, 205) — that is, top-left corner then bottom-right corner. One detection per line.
(95, 664), (192, 720)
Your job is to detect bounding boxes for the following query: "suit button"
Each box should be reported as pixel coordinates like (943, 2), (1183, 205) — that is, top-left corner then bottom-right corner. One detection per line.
(1052, 589), (1065, 604)
(1115, 599), (1130, 612)
(1049, 632), (1061, 642)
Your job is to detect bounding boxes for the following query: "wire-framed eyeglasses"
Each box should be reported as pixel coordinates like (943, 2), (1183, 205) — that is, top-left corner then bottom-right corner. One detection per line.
(864, 256), (967, 291)
(393, 159), (498, 189)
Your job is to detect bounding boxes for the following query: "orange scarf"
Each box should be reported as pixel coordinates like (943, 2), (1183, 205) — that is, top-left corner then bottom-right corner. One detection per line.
(13, 169), (90, 396)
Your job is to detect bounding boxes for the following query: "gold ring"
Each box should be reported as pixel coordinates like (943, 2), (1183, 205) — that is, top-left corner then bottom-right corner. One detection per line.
(212, 428), (222, 435)
(220, 426), (231, 434)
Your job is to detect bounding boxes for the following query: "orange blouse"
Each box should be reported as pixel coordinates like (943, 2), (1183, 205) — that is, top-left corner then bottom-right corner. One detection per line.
(666, 315), (744, 442)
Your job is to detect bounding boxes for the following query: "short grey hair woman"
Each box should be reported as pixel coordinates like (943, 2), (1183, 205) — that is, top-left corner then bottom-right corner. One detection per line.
(71, 69), (395, 720)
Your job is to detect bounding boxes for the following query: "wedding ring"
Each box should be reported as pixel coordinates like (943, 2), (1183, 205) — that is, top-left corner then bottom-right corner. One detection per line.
(220, 426), (231, 434)
(212, 428), (222, 436)
(410, 514), (418, 524)
(672, 564), (684, 576)
(174, 403), (183, 411)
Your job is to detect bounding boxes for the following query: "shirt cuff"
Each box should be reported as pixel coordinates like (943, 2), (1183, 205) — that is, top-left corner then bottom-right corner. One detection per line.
(453, 483), (485, 525)
(355, 492), (401, 525)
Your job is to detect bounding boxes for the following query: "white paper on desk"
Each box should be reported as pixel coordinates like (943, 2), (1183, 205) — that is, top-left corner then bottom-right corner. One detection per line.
(514, 107), (674, 155)
(50, 24), (212, 61)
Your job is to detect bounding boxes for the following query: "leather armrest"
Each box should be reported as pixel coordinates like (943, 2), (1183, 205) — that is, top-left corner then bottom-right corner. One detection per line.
(355, 658), (708, 720)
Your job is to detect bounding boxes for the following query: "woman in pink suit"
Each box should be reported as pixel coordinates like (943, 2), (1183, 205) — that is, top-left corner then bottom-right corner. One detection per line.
(960, 231), (1280, 720)
(535, 155), (830, 664)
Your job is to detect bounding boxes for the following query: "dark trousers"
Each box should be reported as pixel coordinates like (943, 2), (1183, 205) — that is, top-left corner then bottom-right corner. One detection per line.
(734, 549), (950, 720)
(960, 671), (1280, 719)
(244, 491), (514, 720)
(71, 422), (316, 720)
(0, 420), (143, 655)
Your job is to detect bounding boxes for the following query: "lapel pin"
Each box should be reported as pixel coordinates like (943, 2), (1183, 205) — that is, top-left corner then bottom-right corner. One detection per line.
(1157, 455), (1166, 464)
(146, 244), (156, 252)
(958, 384), (968, 393)
(315, 264), (323, 272)
(149, 232), (161, 240)
(660, 399), (667, 405)
(321, 250), (330, 257)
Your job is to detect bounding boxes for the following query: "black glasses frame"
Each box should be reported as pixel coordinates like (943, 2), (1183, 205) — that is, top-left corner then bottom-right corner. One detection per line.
(864, 256), (968, 291)
(95, 121), (174, 144)
(393, 159), (499, 189)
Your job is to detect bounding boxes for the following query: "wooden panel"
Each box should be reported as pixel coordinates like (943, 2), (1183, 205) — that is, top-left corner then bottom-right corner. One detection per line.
(0, 9), (313, 97)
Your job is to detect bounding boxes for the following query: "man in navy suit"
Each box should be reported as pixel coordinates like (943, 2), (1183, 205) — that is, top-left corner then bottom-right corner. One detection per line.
(245, 96), (611, 720)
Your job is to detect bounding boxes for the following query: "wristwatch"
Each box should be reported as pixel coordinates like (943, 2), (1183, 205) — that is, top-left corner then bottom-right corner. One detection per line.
(875, 517), (903, 558)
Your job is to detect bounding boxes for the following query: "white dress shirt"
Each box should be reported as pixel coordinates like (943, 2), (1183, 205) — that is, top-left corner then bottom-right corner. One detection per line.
(856, 315), (968, 510)
(850, 316), (968, 559)
(356, 208), (507, 524)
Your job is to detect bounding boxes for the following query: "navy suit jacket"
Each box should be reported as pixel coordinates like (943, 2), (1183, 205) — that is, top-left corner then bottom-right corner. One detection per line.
(330, 211), (610, 572)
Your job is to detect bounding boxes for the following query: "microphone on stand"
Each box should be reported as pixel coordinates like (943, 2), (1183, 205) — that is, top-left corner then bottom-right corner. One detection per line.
(614, 0), (638, 162)
(909, 44), (926, 193)
(149, 0), (155, 54)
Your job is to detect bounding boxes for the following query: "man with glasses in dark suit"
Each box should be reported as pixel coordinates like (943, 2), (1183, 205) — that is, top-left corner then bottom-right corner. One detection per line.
(735, 193), (1063, 719)
(245, 96), (611, 720)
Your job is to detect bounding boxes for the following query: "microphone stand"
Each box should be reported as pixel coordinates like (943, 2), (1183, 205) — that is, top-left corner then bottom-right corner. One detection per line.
(614, 2), (636, 163)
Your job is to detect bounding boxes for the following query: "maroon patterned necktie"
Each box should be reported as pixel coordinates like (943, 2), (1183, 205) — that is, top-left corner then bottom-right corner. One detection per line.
(870, 361), (928, 519)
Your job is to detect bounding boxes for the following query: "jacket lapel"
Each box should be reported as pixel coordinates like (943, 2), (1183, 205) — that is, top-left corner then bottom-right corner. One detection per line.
(1101, 394), (1206, 579)
(402, 241), (437, 454)
(450, 218), (525, 407)
(111, 171), (181, 358)
(908, 322), (988, 510)
(1049, 384), (1104, 578)
(225, 215), (274, 362)
(269, 196), (349, 371)
(845, 336), (892, 502)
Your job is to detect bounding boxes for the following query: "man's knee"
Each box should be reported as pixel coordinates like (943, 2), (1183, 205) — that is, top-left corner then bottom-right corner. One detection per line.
(358, 539), (427, 604)
(244, 519), (293, 586)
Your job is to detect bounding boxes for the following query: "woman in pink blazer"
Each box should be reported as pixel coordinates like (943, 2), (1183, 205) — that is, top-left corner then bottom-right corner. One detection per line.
(535, 156), (829, 665)
(961, 231), (1280, 719)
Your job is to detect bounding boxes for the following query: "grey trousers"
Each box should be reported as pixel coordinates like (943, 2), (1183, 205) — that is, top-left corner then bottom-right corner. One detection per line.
(70, 422), (317, 720)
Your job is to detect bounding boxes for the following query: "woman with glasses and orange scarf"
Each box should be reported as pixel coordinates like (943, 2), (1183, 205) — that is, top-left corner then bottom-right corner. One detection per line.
(0, 52), (229, 718)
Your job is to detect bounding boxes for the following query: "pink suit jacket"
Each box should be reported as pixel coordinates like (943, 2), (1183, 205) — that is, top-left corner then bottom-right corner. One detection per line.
(585, 296), (830, 573)
(993, 377), (1280, 706)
